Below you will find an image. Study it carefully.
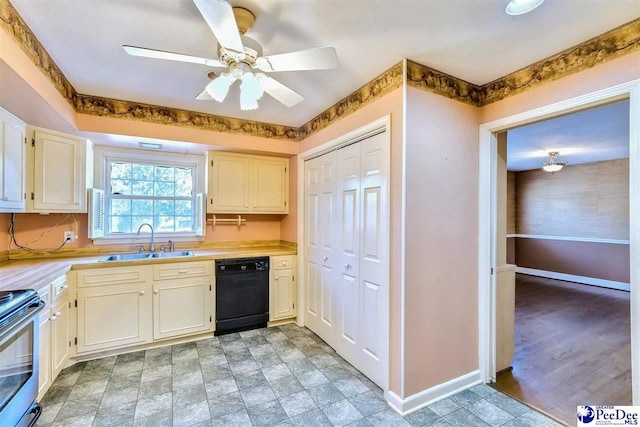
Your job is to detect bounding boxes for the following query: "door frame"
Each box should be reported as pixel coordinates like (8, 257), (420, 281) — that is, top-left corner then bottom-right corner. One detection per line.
(478, 80), (640, 403)
(297, 114), (391, 391)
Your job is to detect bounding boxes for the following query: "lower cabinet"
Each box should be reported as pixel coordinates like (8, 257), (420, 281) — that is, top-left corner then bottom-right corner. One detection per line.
(38, 275), (71, 400)
(270, 256), (297, 321)
(77, 282), (153, 353)
(75, 262), (213, 355)
(153, 276), (212, 340)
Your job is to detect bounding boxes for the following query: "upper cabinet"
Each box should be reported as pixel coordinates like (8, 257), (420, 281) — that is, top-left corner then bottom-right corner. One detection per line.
(27, 127), (93, 213)
(0, 108), (26, 212)
(208, 152), (289, 214)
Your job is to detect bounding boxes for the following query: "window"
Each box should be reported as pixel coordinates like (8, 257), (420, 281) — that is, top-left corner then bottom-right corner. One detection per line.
(93, 147), (205, 240)
(108, 161), (194, 233)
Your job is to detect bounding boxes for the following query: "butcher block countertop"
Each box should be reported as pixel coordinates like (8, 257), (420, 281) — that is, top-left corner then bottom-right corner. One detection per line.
(0, 242), (296, 292)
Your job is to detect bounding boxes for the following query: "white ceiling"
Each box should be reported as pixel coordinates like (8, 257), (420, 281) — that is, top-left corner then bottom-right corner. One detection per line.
(9, 0), (640, 128)
(506, 100), (630, 171)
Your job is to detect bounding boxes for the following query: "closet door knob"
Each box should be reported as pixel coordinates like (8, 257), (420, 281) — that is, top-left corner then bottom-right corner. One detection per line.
(139, 290), (145, 296)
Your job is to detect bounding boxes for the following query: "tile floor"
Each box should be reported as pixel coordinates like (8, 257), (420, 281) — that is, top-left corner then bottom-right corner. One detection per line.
(35, 324), (563, 427)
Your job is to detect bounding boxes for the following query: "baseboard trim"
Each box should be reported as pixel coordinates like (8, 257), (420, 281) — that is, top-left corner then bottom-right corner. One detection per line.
(517, 267), (630, 292)
(386, 370), (481, 416)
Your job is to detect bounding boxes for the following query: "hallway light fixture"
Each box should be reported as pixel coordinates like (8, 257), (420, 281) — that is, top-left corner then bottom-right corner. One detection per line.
(505, 0), (545, 15)
(542, 151), (566, 172)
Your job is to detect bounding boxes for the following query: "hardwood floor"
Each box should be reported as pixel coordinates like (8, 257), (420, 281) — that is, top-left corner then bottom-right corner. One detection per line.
(495, 274), (631, 426)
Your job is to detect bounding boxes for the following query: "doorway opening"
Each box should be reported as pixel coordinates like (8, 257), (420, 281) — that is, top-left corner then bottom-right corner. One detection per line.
(492, 100), (631, 424)
(478, 81), (640, 423)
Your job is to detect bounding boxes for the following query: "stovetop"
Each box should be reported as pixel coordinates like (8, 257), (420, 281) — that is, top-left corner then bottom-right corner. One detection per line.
(0, 289), (39, 322)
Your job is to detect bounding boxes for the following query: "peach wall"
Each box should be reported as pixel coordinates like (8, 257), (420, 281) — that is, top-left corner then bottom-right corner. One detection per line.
(279, 156), (298, 243)
(299, 88), (404, 395)
(480, 52), (640, 124)
(404, 86), (479, 395)
(5, 213), (283, 251)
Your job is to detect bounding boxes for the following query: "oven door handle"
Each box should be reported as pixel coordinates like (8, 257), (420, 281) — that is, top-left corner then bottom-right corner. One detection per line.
(26, 403), (42, 427)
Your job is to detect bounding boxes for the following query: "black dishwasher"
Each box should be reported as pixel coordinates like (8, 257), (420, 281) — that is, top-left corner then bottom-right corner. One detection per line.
(215, 257), (270, 335)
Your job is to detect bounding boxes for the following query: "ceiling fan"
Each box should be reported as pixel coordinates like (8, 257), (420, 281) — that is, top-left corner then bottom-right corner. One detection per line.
(123, 0), (338, 111)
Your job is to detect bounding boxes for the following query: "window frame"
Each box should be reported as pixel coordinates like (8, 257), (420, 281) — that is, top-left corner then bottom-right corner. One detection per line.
(93, 146), (206, 244)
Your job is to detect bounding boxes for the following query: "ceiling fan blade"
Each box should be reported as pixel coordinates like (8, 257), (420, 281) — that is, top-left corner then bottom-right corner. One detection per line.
(192, 0), (244, 57)
(123, 45), (225, 67)
(196, 90), (213, 100)
(256, 74), (304, 107)
(255, 46), (338, 72)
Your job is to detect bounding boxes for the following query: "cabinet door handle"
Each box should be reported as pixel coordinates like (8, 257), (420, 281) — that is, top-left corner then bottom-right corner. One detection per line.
(344, 264), (352, 270)
(154, 289), (159, 294)
(275, 276), (279, 281)
(50, 315), (57, 321)
(178, 270), (189, 274)
(245, 204), (248, 208)
(75, 201), (80, 206)
(55, 311), (61, 316)
(139, 290), (145, 296)
(62, 284), (69, 289)
(322, 256), (328, 262)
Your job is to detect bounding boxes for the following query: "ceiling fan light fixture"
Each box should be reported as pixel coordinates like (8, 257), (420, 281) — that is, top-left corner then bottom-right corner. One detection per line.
(206, 73), (235, 102)
(542, 151), (567, 172)
(505, 0), (545, 15)
(239, 71), (264, 111)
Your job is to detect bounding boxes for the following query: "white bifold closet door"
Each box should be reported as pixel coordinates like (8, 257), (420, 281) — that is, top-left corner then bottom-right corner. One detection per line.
(305, 151), (338, 342)
(304, 130), (389, 388)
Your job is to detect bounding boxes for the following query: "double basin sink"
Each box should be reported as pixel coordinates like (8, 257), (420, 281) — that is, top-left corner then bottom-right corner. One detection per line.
(99, 251), (194, 262)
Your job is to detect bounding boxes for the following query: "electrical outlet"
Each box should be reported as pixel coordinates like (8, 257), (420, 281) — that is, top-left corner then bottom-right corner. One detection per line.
(64, 231), (75, 243)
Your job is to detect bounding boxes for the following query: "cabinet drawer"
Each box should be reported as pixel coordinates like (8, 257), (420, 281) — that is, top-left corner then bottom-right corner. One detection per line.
(51, 275), (69, 302)
(77, 266), (152, 288)
(153, 262), (212, 280)
(271, 256), (294, 270)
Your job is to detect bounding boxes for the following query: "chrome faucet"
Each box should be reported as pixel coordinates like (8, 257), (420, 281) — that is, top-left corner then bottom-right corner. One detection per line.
(136, 223), (155, 252)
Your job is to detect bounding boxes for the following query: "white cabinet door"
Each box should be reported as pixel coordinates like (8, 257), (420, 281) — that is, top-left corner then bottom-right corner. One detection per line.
(38, 312), (51, 399)
(252, 157), (288, 213)
(77, 283), (152, 353)
(153, 277), (212, 340)
(50, 297), (70, 378)
(304, 151), (337, 346)
(208, 152), (250, 213)
(208, 152), (289, 214)
(270, 268), (295, 321)
(32, 130), (86, 212)
(0, 110), (26, 211)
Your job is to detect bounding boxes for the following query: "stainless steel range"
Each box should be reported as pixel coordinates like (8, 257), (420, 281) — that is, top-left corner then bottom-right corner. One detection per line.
(0, 289), (45, 427)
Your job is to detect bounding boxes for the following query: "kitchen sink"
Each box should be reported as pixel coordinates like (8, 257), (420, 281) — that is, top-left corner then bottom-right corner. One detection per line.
(99, 253), (152, 262)
(150, 250), (194, 258)
(99, 250), (194, 262)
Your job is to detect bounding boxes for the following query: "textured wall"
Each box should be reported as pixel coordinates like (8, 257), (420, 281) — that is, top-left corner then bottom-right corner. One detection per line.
(515, 159), (629, 239)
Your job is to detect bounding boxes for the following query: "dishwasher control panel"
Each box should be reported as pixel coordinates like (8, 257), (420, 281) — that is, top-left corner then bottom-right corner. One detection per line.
(216, 257), (270, 273)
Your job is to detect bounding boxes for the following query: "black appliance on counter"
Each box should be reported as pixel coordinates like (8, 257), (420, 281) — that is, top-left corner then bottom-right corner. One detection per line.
(0, 289), (45, 427)
(215, 257), (269, 335)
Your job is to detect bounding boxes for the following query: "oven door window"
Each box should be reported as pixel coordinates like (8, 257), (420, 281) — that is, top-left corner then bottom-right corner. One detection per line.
(0, 322), (34, 412)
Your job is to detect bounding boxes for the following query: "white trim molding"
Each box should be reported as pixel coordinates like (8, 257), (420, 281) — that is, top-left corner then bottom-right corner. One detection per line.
(507, 234), (630, 245)
(517, 267), (630, 292)
(478, 79), (640, 401)
(387, 370), (481, 416)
